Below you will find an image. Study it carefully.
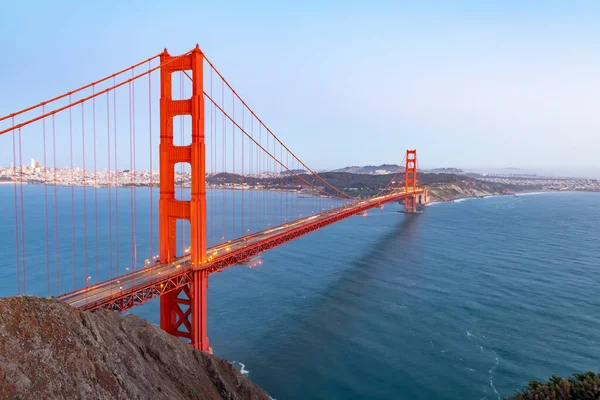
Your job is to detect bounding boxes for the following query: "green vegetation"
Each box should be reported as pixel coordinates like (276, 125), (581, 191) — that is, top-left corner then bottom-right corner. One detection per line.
(505, 372), (600, 399)
(207, 171), (518, 198)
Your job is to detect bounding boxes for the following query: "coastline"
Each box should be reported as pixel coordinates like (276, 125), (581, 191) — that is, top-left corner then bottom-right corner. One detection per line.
(425, 190), (587, 206)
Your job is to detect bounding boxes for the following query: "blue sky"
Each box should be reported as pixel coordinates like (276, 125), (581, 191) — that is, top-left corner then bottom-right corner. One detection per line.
(1, 1), (599, 173)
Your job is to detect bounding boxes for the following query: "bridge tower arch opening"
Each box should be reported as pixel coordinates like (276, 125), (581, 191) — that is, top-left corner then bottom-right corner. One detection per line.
(159, 45), (210, 352)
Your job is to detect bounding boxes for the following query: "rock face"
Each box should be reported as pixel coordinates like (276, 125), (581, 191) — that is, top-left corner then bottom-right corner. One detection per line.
(0, 297), (269, 400)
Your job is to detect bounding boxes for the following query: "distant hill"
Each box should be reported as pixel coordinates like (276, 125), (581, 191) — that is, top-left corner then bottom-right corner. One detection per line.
(330, 165), (466, 175)
(330, 164), (402, 175)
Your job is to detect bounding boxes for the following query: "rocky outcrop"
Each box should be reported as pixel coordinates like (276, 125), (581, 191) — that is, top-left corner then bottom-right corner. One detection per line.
(0, 296), (269, 400)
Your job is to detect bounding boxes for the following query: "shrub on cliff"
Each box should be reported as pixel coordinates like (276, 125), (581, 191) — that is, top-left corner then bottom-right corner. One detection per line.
(505, 371), (600, 399)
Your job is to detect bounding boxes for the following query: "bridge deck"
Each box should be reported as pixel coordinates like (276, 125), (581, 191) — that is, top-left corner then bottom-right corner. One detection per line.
(59, 190), (423, 312)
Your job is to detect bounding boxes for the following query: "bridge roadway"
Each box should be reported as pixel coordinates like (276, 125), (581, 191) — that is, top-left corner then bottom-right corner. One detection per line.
(59, 190), (423, 312)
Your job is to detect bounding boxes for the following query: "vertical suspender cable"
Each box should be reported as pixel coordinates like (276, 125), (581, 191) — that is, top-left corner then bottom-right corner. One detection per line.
(93, 87), (99, 282)
(43, 107), (49, 296)
(241, 107), (244, 235)
(213, 75), (217, 244)
(18, 127), (26, 293)
(132, 70), (138, 271)
(210, 68), (214, 245)
(256, 118), (259, 232)
(52, 115), (59, 294)
(232, 94), (235, 238)
(114, 77), (119, 276)
(148, 61), (154, 263)
(129, 79), (134, 271)
(69, 95), (75, 290)
(11, 119), (20, 295)
(249, 116), (253, 232)
(222, 79), (226, 242)
(107, 92), (113, 279)
(82, 103), (88, 288)
(279, 143), (282, 225)
(265, 125), (268, 228)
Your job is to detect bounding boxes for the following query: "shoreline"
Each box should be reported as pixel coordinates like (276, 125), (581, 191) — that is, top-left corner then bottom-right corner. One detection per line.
(425, 190), (589, 206)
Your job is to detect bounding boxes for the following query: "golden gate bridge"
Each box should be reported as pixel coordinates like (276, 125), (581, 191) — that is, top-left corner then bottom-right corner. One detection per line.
(0, 45), (426, 352)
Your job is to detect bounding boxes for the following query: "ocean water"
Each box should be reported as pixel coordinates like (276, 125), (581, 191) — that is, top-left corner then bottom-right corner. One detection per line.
(1, 188), (599, 399)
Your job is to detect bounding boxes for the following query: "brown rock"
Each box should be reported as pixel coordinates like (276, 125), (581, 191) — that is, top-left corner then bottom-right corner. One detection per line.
(0, 296), (270, 400)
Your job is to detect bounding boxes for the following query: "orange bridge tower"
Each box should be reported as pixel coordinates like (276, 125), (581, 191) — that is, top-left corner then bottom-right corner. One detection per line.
(404, 149), (418, 212)
(158, 45), (210, 352)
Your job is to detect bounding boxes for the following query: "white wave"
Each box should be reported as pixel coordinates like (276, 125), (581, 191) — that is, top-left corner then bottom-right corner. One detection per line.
(232, 360), (250, 376)
(488, 355), (500, 400)
(238, 361), (250, 375)
(517, 192), (548, 196)
(466, 367), (475, 372)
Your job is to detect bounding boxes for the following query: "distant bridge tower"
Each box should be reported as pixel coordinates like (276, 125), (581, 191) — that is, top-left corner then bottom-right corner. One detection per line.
(159, 45), (210, 352)
(404, 149), (418, 212)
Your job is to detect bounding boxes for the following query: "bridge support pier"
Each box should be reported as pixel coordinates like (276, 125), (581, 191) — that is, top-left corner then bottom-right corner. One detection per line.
(191, 269), (209, 351)
(158, 45), (210, 352)
(404, 196), (417, 213)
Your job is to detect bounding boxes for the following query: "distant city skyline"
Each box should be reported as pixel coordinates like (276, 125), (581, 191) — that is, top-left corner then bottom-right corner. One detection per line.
(1, 1), (599, 173)
(2, 158), (599, 180)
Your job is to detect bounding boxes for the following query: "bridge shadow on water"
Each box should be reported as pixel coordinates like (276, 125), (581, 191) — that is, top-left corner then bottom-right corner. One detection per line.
(250, 213), (424, 389)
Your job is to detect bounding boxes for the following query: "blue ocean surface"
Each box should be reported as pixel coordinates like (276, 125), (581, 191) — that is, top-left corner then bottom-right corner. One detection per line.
(0, 187), (599, 399)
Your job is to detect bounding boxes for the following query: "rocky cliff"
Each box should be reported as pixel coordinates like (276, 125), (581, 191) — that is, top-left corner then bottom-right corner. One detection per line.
(0, 296), (269, 400)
